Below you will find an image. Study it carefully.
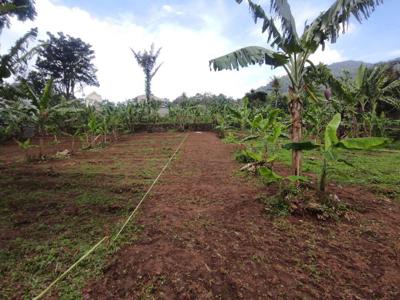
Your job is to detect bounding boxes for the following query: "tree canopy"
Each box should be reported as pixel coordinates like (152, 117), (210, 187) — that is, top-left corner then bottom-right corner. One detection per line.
(35, 32), (99, 99)
(0, 0), (36, 32)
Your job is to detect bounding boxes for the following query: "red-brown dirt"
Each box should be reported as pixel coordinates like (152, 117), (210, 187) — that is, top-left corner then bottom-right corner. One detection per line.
(83, 132), (400, 299)
(0, 132), (186, 299)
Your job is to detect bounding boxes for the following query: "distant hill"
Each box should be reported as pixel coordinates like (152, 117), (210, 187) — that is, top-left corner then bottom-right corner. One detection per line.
(257, 57), (400, 94)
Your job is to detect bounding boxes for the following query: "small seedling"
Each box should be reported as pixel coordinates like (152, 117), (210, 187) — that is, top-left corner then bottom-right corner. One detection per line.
(16, 139), (37, 161)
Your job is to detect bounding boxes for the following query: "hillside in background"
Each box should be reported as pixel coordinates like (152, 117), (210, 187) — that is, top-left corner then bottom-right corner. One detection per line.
(257, 57), (400, 93)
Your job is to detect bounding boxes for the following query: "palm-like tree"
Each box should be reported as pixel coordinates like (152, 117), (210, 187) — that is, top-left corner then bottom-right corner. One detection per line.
(210, 0), (383, 175)
(131, 44), (163, 105)
(0, 0), (36, 32)
(0, 27), (38, 83)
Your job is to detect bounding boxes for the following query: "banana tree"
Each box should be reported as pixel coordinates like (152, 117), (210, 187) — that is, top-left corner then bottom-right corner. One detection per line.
(226, 97), (251, 130)
(86, 113), (102, 148)
(0, 27), (38, 83)
(325, 64), (400, 136)
(357, 64), (400, 135)
(26, 79), (53, 156)
(0, 98), (36, 141)
(215, 112), (231, 138)
(239, 109), (283, 172)
(23, 79), (81, 157)
(210, 0), (383, 176)
(284, 113), (390, 192)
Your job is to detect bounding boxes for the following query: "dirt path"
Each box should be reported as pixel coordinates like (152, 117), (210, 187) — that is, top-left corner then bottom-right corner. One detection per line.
(84, 132), (400, 299)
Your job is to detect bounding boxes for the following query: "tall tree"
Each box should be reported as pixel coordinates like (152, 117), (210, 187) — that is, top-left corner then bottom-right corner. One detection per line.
(35, 32), (99, 99)
(210, 0), (383, 176)
(131, 44), (162, 104)
(0, 0), (36, 32)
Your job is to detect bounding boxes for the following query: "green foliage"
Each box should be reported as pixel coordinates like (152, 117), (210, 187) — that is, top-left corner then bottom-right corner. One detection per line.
(210, 46), (288, 71)
(0, 0), (36, 31)
(0, 27), (38, 83)
(235, 149), (256, 163)
(211, 0), (383, 176)
(35, 32), (99, 99)
(283, 141), (319, 151)
(283, 113), (391, 192)
(16, 138), (34, 151)
(337, 137), (390, 150)
(324, 113), (341, 150)
(258, 166), (282, 182)
(265, 193), (292, 217)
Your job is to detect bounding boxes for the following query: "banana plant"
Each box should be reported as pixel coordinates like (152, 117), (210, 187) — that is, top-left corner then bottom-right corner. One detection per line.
(226, 97), (250, 130)
(210, 0), (383, 176)
(23, 79), (82, 157)
(15, 138), (36, 161)
(0, 97), (37, 141)
(215, 113), (230, 138)
(242, 109), (283, 164)
(86, 113), (102, 148)
(283, 113), (390, 192)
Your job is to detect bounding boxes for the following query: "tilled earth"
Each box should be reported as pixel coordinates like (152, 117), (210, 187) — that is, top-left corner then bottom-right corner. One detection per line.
(83, 132), (400, 299)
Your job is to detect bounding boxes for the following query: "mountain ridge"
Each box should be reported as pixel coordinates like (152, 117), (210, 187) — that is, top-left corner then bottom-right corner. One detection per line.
(257, 57), (400, 93)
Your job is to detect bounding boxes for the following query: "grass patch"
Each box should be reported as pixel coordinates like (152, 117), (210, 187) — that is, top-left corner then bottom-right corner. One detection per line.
(231, 135), (400, 201)
(274, 143), (400, 200)
(75, 192), (114, 205)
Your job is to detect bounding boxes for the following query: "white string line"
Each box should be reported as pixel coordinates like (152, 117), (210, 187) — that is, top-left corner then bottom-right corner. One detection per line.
(33, 133), (188, 300)
(33, 236), (108, 300)
(112, 133), (188, 241)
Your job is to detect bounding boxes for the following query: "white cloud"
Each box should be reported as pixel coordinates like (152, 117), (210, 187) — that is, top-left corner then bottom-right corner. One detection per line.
(161, 4), (182, 15)
(0, 0), (264, 101)
(0, 0), (346, 101)
(311, 45), (346, 65)
(387, 49), (400, 58)
(162, 5), (173, 13)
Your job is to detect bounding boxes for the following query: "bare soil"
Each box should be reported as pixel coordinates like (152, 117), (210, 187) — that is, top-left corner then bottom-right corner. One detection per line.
(0, 132), (186, 299)
(81, 132), (400, 299)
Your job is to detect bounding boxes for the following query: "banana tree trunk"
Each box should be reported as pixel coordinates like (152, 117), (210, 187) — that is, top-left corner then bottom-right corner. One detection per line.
(39, 136), (44, 158)
(319, 158), (327, 192)
(289, 91), (302, 176)
(71, 135), (75, 154)
(38, 125), (44, 158)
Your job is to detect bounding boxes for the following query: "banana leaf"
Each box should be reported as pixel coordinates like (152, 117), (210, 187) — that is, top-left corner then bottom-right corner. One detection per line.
(283, 141), (320, 151)
(336, 137), (390, 150)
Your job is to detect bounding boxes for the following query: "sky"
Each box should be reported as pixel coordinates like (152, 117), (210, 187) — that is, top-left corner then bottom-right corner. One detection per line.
(1, 0), (400, 102)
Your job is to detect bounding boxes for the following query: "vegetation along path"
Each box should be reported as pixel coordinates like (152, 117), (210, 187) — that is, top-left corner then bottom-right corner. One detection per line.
(84, 132), (400, 299)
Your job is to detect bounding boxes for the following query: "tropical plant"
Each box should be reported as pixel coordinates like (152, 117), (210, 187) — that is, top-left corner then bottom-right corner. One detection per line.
(0, 97), (36, 141)
(215, 113), (230, 138)
(284, 113), (390, 192)
(131, 44), (162, 104)
(210, 0), (383, 176)
(23, 79), (82, 157)
(226, 97), (251, 130)
(0, 27), (38, 83)
(244, 109), (283, 160)
(86, 113), (101, 148)
(15, 138), (36, 161)
(0, 0), (36, 32)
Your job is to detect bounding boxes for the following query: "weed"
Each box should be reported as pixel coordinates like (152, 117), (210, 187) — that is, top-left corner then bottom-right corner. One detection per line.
(234, 149), (256, 163)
